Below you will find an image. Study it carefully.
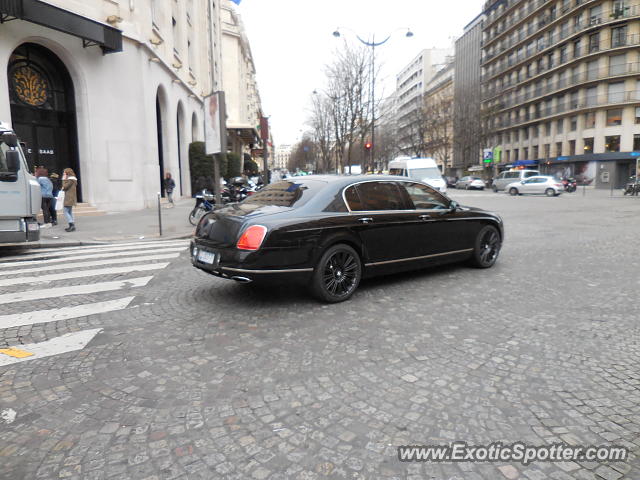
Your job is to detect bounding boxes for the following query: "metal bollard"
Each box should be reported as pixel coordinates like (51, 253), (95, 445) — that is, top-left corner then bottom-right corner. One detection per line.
(582, 184), (586, 196)
(157, 192), (163, 236)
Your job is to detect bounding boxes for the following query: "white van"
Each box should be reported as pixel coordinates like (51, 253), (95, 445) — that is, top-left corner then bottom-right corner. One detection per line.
(388, 157), (447, 193)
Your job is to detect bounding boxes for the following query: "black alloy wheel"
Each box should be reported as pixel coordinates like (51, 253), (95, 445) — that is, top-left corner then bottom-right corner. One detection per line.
(311, 244), (362, 303)
(509, 187), (519, 196)
(470, 225), (501, 268)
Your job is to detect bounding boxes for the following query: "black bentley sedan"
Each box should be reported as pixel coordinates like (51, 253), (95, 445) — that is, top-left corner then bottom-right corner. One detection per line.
(191, 175), (503, 302)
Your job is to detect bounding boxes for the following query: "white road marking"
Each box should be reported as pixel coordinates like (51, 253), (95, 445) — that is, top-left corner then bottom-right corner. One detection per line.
(0, 253), (180, 276)
(0, 297), (134, 329)
(17, 238), (189, 255)
(0, 240), (189, 264)
(1, 408), (17, 424)
(0, 329), (103, 366)
(0, 246), (186, 269)
(0, 262), (169, 287)
(0, 276), (153, 305)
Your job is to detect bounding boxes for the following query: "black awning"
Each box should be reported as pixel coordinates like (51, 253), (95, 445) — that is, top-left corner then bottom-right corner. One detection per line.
(0, 0), (122, 54)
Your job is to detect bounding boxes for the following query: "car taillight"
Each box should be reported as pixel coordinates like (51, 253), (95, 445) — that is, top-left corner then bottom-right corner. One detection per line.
(236, 225), (268, 251)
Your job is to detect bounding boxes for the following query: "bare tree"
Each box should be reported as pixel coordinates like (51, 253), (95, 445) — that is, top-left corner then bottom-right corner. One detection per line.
(309, 93), (334, 173)
(288, 135), (318, 172)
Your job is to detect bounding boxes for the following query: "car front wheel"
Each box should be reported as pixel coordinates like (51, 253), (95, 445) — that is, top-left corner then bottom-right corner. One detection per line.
(509, 187), (519, 196)
(470, 225), (501, 268)
(311, 244), (362, 303)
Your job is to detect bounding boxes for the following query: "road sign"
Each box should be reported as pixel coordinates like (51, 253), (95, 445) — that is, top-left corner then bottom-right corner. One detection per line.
(483, 149), (493, 163)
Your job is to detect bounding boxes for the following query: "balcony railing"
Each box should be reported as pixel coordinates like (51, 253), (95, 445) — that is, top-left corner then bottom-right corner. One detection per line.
(482, 33), (640, 100)
(489, 62), (640, 112)
(483, 0), (553, 41)
(481, 2), (639, 70)
(490, 90), (640, 130)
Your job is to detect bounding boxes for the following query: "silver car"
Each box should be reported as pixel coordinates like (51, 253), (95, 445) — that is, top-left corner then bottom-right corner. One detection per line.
(492, 169), (539, 192)
(505, 176), (564, 196)
(455, 176), (486, 190)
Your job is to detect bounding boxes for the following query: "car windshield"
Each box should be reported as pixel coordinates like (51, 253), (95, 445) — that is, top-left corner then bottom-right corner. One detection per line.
(408, 167), (442, 181)
(241, 180), (322, 208)
(0, 141), (10, 172)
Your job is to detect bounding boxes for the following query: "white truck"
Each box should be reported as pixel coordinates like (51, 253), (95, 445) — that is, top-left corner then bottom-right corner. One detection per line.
(388, 156), (447, 193)
(0, 122), (41, 244)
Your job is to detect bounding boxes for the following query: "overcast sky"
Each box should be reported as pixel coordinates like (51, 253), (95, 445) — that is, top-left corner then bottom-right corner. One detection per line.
(236, 0), (485, 146)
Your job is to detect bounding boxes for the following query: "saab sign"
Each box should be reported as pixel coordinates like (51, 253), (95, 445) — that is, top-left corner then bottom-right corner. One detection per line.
(483, 149), (493, 163)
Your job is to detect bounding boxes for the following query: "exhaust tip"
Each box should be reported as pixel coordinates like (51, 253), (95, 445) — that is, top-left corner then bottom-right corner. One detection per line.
(231, 276), (252, 284)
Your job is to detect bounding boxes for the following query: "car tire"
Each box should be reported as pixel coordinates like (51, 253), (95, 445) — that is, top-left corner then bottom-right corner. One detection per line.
(465, 184), (469, 190)
(470, 225), (501, 268)
(509, 187), (519, 196)
(545, 188), (555, 197)
(492, 185), (498, 193)
(310, 244), (362, 303)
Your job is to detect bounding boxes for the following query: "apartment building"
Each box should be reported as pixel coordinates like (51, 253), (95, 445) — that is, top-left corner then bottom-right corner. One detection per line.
(273, 144), (292, 170)
(423, 61), (455, 173)
(0, 0), (224, 210)
(396, 47), (453, 153)
(482, 0), (640, 188)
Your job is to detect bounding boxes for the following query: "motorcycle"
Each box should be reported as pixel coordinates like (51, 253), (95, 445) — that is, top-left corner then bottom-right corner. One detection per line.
(189, 190), (216, 226)
(623, 176), (640, 196)
(227, 177), (253, 202)
(562, 177), (577, 192)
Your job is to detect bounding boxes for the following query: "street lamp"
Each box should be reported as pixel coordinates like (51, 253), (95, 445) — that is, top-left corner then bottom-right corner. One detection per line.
(333, 27), (413, 171)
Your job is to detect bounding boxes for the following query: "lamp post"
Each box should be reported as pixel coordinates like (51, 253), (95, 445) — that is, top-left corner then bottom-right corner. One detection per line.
(332, 27), (413, 171)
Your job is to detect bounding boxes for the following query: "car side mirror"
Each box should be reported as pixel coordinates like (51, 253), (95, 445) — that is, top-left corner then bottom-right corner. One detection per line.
(5, 150), (20, 172)
(2, 132), (18, 147)
(449, 200), (459, 211)
(521, 180), (525, 184)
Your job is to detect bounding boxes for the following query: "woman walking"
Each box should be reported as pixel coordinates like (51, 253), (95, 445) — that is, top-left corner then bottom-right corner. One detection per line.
(164, 172), (176, 206)
(62, 168), (78, 232)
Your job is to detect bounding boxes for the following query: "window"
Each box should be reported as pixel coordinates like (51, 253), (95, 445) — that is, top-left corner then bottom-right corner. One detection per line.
(585, 86), (597, 106)
(573, 39), (581, 58)
(590, 5), (602, 24)
(344, 185), (365, 211)
(583, 137), (594, 152)
(514, 148), (519, 160)
(606, 108), (623, 126)
(533, 146), (539, 159)
(556, 142), (563, 156)
(634, 134), (640, 151)
(560, 45), (568, 63)
(608, 82), (625, 103)
(523, 127), (529, 140)
(402, 182), (449, 210)
(244, 181), (320, 208)
(354, 182), (405, 211)
(569, 140), (576, 155)
(635, 107), (640, 124)
(545, 122), (552, 136)
(586, 60), (599, 80)
(585, 112), (596, 128)
(547, 52), (554, 69)
(589, 32), (600, 53)
(611, 26), (627, 48)
(609, 54), (626, 76)
(605, 135), (620, 152)
(523, 147), (529, 160)
(570, 116), (578, 131)
(557, 118), (564, 133)
(544, 144), (551, 158)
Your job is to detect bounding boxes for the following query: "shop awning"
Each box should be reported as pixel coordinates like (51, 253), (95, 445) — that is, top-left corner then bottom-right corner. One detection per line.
(228, 125), (259, 145)
(0, 0), (122, 54)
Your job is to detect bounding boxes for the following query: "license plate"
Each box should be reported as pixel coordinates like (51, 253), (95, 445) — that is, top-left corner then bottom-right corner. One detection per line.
(197, 250), (218, 265)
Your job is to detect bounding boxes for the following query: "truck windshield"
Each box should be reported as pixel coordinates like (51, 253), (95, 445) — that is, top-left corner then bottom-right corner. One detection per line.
(409, 167), (442, 180)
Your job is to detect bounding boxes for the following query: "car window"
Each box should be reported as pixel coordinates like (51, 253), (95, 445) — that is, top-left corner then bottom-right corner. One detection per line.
(499, 173), (507, 179)
(524, 171), (538, 178)
(344, 185), (365, 211)
(402, 182), (449, 210)
(389, 168), (404, 176)
(353, 181), (406, 211)
(507, 172), (520, 179)
(242, 180), (319, 208)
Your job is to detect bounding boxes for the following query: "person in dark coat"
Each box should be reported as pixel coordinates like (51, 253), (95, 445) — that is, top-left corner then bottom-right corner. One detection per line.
(62, 168), (78, 232)
(163, 172), (176, 205)
(49, 172), (60, 225)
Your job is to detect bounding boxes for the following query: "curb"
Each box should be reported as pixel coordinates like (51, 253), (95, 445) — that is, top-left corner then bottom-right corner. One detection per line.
(1, 233), (193, 251)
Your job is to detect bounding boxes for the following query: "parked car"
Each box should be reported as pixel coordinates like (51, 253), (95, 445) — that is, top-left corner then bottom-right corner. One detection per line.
(191, 175), (503, 303)
(492, 169), (539, 192)
(445, 176), (458, 188)
(456, 176), (486, 190)
(505, 176), (564, 196)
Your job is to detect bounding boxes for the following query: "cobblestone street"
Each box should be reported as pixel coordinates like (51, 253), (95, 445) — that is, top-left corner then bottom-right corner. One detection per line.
(1, 191), (639, 480)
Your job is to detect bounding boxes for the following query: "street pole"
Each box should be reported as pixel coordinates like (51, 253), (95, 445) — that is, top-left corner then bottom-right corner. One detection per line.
(157, 192), (163, 236)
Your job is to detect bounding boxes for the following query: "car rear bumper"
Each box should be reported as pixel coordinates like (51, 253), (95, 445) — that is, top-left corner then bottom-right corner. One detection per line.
(190, 239), (313, 284)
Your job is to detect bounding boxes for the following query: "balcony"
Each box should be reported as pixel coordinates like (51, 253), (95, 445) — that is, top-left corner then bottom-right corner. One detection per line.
(481, 2), (638, 69)
(492, 90), (640, 130)
(482, 32), (640, 100)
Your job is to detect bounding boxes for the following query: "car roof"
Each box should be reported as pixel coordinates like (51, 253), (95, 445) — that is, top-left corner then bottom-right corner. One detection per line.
(293, 174), (421, 187)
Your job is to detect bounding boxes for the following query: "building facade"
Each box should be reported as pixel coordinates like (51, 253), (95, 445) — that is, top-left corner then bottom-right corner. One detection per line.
(482, 0), (640, 187)
(0, 0), (227, 210)
(423, 61), (455, 173)
(273, 144), (292, 170)
(396, 47), (454, 154)
(453, 13), (485, 176)
(220, 1), (262, 158)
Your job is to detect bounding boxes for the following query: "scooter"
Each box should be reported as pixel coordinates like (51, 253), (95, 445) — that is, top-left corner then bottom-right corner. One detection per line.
(623, 177), (640, 196)
(562, 177), (577, 192)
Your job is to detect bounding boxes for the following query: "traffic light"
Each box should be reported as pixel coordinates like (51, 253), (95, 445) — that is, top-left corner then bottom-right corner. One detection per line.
(364, 142), (372, 151)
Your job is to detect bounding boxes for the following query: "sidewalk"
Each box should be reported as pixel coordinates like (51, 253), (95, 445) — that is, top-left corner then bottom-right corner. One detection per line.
(11, 198), (195, 249)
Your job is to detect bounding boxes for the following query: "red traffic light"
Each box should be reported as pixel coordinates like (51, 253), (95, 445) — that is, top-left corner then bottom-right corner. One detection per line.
(364, 142), (372, 150)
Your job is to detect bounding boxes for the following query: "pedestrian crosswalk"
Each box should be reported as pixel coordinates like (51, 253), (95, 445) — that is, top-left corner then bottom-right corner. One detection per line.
(0, 239), (189, 366)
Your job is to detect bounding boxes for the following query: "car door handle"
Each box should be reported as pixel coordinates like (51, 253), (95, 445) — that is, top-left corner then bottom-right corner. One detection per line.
(358, 217), (373, 224)
(418, 214), (434, 221)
